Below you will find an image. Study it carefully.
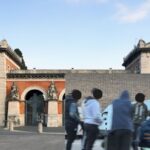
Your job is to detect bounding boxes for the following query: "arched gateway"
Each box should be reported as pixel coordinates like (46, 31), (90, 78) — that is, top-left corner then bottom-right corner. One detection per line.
(25, 89), (44, 125)
(6, 71), (65, 127)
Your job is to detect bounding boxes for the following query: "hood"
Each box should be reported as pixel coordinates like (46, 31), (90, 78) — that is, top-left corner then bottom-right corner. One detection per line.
(119, 90), (130, 99)
(84, 97), (95, 106)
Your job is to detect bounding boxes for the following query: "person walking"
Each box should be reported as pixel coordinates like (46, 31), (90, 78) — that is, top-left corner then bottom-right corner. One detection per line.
(83, 88), (103, 150)
(107, 90), (133, 150)
(65, 89), (82, 150)
(132, 93), (148, 150)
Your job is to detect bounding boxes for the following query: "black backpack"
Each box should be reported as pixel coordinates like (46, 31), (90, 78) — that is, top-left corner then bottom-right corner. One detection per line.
(132, 103), (148, 125)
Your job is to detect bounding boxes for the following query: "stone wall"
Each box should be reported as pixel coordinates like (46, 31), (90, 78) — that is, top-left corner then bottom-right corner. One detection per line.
(126, 56), (140, 73)
(141, 53), (150, 73)
(0, 53), (6, 126)
(66, 72), (150, 109)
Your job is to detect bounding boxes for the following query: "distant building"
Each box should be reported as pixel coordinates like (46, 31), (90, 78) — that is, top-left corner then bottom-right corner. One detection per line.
(1, 39), (150, 127)
(123, 39), (150, 74)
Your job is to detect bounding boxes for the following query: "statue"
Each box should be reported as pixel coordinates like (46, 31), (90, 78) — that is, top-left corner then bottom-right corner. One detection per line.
(10, 82), (19, 100)
(0, 39), (9, 48)
(47, 81), (58, 100)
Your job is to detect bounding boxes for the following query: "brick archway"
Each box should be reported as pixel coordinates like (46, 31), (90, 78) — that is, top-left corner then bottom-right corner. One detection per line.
(21, 86), (47, 101)
(59, 88), (65, 101)
(6, 72), (65, 127)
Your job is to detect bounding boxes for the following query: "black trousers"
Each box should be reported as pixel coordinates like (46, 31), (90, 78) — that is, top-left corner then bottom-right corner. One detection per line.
(107, 129), (132, 150)
(84, 123), (99, 150)
(132, 124), (140, 150)
(81, 129), (87, 150)
(65, 124), (77, 150)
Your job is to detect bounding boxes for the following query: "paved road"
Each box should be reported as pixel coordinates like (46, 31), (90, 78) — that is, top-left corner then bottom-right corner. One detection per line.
(0, 129), (65, 150)
(69, 139), (136, 150)
(0, 128), (137, 150)
(71, 139), (104, 150)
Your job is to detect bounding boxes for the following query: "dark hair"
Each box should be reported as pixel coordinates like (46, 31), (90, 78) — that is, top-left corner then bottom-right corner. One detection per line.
(135, 93), (145, 102)
(92, 88), (103, 99)
(71, 89), (82, 100)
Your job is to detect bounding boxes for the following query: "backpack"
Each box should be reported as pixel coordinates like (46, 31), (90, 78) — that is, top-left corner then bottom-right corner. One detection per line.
(132, 103), (148, 125)
(139, 120), (150, 148)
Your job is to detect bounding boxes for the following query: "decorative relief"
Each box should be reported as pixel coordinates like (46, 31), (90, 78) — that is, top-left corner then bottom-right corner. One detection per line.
(47, 81), (58, 100)
(7, 73), (65, 79)
(0, 39), (9, 48)
(10, 82), (19, 100)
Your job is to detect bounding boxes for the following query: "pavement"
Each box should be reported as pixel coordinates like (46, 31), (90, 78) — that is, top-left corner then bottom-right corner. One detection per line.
(14, 126), (65, 134)
(71, 139), (136, 150)
(0, 127), (137, 150)
(0, 126), (65, 150)
(72, 139), (104, 150)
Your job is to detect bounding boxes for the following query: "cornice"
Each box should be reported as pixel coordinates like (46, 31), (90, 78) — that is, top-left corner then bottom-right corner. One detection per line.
(0, 47), (25, 69)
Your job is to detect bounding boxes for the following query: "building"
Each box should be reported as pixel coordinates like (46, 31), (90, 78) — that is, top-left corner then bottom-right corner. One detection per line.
(1, 39), (150, 127)
(123, 39), (150, 73)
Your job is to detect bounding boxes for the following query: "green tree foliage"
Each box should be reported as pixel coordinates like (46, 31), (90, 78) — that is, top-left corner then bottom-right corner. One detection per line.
(14, 48), (23, 57)
(14, 48), (27, 69)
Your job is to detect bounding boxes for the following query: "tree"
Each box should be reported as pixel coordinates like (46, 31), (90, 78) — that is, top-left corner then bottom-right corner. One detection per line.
(14, 48), (27, 69)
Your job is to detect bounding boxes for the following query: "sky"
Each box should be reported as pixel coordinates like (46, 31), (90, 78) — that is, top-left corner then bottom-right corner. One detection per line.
(0, 0), (150, 69)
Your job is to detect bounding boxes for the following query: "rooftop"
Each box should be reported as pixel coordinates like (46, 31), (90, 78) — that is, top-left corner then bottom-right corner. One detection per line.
(123, 39), (150, 67)
(0, 39), (25, 69)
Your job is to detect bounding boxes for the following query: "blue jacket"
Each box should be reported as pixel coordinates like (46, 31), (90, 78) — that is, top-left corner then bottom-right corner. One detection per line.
(65, 94), (80, 128)
(111, 90), (133, 131)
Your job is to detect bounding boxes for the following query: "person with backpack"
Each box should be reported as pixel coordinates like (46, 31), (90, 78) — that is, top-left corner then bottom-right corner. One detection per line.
(138, 118), (150, 149)
(131, 117), (150, 150)
(82, 88), (103, 150)
(65, 89), (82, 150)
(132, 93), (148, 150)
(107, 90), (133, 150)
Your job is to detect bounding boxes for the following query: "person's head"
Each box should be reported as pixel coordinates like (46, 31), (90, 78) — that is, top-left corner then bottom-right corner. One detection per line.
(92, 88), (103, 99)
(135, 93), (145, 103)
(71, 89), (82, 100)
(120, 90), (130, 99)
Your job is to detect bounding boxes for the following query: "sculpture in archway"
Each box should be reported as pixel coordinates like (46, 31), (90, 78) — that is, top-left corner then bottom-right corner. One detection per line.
(47, 81), (58, 100)
(10, 82), (19, 100)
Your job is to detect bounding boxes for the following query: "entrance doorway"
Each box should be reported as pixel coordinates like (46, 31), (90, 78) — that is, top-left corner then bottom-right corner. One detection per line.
(25, 90), (44, 125)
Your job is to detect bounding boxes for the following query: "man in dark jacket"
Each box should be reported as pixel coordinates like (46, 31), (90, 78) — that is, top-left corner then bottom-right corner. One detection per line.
(132, 93), (148, 150)
(107, 90), (133, 150)
(65, 89), (82, 150)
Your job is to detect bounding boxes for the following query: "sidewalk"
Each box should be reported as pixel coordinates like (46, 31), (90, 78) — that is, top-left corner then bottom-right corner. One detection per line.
(0, 128), (64, 150)
(0, 126), (65, 135)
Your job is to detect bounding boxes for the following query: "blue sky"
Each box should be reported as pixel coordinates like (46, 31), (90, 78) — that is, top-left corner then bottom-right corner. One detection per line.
(0, 0), (150, 69)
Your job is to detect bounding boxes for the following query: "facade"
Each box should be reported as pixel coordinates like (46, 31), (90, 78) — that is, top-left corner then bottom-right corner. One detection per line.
(0, 40), (24, 126)
(1, 39), (150, 127)
(0, 40), (65, 127)
(123, 39), (150, 74)
(6, 71), (65, 127)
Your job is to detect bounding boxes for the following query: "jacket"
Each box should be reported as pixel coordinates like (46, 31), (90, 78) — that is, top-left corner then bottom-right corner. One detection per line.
(65, 94), (80, 128)
(111, 90), (133, 131)
(83, 96), (102, 125)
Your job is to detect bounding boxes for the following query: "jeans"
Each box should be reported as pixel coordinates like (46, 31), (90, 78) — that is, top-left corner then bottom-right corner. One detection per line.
(107, 129), (132, 150)
(84, 123), (99, 150)
(65, 124), (77, 150)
